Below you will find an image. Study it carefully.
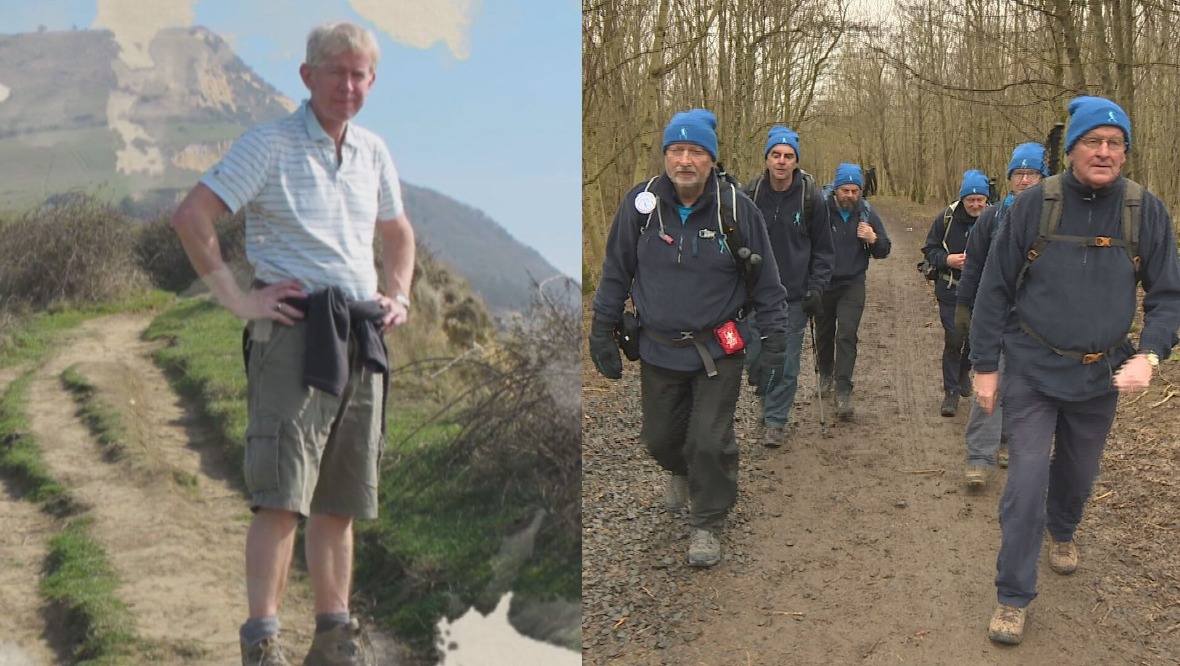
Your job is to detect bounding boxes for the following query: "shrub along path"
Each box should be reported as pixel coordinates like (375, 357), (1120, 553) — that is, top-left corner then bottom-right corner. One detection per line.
(9, 312), (404, 664)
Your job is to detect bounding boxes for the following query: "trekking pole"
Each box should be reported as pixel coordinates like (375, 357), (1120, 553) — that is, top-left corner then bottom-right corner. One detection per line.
(808, 316), (830, 437)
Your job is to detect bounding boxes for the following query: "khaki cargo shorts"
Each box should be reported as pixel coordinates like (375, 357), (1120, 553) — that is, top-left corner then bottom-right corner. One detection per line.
(243, 319), (385, 519)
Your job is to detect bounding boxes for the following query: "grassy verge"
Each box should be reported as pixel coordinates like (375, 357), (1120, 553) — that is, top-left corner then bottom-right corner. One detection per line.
(145, 296), (575, 648)
(61, 365), (129, 460)
(40, 518), (139, 665)
(0, 370), (140, 664)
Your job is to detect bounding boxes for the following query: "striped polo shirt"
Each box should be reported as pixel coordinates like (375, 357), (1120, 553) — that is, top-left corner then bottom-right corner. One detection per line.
(201, 100), (404, 300)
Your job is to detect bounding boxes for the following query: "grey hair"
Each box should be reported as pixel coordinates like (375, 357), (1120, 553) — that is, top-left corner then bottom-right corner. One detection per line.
(305, 22), (381, 69)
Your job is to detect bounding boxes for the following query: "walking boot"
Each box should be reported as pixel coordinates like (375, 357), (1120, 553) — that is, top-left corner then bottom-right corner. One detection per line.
(988, 604), (1026, 645)
(940, 390), (959, 417)
(687, 528), (721, 567)
(241, 636), (289, 666)
(304, 618), (367, 666)
(1049, 539), (1078, 575)
(836, 392), (854, 420)
(763, 424), (788, 449)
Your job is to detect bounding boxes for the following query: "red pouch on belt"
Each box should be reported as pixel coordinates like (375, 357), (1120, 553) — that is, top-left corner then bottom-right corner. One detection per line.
(713, 320), (745, 354)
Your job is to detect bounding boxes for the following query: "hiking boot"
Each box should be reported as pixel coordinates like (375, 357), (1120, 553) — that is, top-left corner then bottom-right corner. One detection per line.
(940, 390), (959, 417)
(241, 636), (289, 666)
(988, 604), (1026, 645)
(1049, 539), (1078, 575)
(662, 475), (690, 511)
(835, 392), (854, 420)
(687, 528), (721, 568)
(763, 425), (788, 448)
(818, 374), (834, 397)
(997, 449), (1009, 469)
(965, 465), (987, 489)
(303, 618), (366, 666)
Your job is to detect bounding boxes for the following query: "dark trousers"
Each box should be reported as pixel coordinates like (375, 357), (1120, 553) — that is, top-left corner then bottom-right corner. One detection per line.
(640, 355), (743, 532)
(816, 281), (866, 395)
(938, 300), (971, 393)
(995, 371), (1118, 608)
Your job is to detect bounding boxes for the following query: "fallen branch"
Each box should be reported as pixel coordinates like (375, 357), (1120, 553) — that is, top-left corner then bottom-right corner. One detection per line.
(1164, 621), (1180, 635)
(767, 611), (807, 617)
(1149, 390), (1176, 408)
(902, 468), (946, 475)
(1093, 490), (1114, 501)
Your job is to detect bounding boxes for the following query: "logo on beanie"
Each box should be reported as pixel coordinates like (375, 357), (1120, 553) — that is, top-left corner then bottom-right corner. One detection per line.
(1108, 110), (1117, 123)
(679, 127), (688, 140)
(1021, 159), (1027, 167)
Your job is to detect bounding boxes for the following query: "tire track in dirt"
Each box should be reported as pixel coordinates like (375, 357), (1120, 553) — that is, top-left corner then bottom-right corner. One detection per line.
(0, 367), (62, 666)
(582, 198), (1158, 665)
(24, 313), (318, 663)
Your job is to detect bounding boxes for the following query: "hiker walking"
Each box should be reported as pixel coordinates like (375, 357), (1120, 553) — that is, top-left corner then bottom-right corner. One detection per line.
(922, 169), (990, 417)
(588, 109), (789, 568)
(954, 144), (1047, 488)
(815, 163), (891, 420)
(171, 22), (414, 665)
(741, 126), (833, 447)
(972, 96), (1180, 645)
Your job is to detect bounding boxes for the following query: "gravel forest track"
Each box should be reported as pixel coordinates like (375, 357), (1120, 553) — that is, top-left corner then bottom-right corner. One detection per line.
(582, 196), (1180, 665)
(1, 312), (405, 664)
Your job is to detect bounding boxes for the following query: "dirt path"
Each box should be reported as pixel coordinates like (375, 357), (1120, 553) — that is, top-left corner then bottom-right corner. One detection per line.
(21, 312), (319, 662)
(582, 199), (1177, 664)
(0, 367), (63, 666)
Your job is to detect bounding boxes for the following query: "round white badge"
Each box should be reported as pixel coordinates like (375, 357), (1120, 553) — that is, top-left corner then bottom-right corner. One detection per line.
(635, 191), (657, 214)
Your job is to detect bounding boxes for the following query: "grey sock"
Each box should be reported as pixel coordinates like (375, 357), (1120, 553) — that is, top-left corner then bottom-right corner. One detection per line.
(315, 611), (351, 634)
(240, 615), (280, 646)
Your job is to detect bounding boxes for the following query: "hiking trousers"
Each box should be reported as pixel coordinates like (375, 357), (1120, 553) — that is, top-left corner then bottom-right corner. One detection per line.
(640, 355), (743, 533)
(746, 300), (806, 429)
(966, 356), (1005, 466)
(938, 300), (972, 394)
(995, 371), (1118, 608)
(816, 281), (866, 395)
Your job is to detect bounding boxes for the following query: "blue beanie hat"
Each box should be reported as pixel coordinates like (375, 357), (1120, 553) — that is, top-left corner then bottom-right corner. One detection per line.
(1007, 142), (1048, 177)
(959, 169), (990, 199)
(1065, 95), (1131, 154)
(662, 109), (718, 161)
(764, 125), (801, 160)
(833, 163), (863, 188)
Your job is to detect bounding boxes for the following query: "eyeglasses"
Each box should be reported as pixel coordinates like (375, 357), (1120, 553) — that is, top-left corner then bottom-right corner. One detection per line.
(1077, 136), (1126, 152)
(1011, 171), (1042, 182)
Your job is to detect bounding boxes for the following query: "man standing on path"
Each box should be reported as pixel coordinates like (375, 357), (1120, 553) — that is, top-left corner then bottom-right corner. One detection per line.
(955, 144), (1047, 488)
(742, 126), (833, 448)
(972, 96), (1180, 645)
(172, 22), (414, 666)
(815, 163), (891, 420)
(588, 109), (789, 568)
(923, 169), (990, 417)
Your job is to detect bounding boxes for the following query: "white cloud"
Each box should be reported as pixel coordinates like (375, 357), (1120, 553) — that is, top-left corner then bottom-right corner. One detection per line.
(0, 82), (9, 105)
(92, 0), (196, 69)
(348, 0), (476, 60)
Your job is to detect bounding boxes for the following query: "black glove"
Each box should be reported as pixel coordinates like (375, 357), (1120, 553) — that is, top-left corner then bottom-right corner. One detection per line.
(954, 304), (971, 346)
(803, 290), (822, 318)
(748, 334), (787, 396)
(589, 316), (622, 379)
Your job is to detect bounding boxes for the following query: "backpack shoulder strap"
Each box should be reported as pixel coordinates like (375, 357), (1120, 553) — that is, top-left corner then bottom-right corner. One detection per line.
(637, 176), (660, 234)
(941, 201), (958, 249)
(1015, 175), (1062, 292)
(798, 169), (815, 227)
(1123, 179), (1143, 271)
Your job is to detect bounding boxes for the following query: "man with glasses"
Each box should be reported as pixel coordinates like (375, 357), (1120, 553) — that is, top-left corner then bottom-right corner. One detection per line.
(922, 169), (991, 417)
(954, 144), (1048, 489)
(589, 109), (789, 568)
(972, 96), (1180, 645)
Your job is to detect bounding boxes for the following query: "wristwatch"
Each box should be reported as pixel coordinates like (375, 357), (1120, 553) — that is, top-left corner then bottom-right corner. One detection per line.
(394, 293), (411, 310)
(1140, 351), (1160, 367)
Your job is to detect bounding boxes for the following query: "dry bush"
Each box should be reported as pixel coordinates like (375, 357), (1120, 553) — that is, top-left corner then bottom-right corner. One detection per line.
(0, 195), (150, 308)
(135, 210), (247, 293)
(447, 280), (582, 533)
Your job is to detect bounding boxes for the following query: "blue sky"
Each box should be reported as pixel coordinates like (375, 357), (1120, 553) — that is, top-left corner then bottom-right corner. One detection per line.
(1, 0), (581, 280)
